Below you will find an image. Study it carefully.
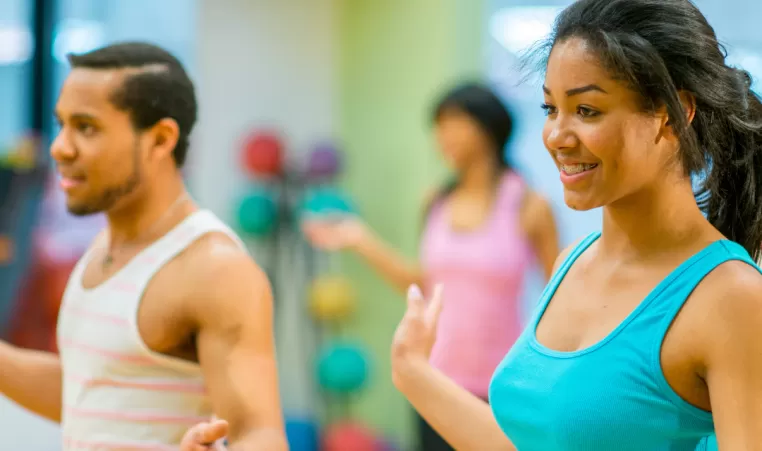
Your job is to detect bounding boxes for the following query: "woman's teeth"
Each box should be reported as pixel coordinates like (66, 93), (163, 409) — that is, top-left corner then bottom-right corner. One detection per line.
(561, 163), (598, 175)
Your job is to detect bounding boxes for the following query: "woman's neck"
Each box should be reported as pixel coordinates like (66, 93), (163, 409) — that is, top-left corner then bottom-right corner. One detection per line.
(455, 157), (503, 195)
(598, 176), (718, 261)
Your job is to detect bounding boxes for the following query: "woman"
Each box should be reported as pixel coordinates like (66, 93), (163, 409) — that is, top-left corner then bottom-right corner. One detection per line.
(303, 84), (559, 450)
(390, 0), (762, 450)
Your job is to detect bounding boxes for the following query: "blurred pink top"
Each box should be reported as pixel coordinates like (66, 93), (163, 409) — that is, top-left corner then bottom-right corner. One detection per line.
(421, 172), (533, 397)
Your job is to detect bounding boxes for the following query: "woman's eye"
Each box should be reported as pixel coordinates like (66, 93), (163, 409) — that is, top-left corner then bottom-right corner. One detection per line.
(577, 106), (599, 118)
(541, 103), (557, 116)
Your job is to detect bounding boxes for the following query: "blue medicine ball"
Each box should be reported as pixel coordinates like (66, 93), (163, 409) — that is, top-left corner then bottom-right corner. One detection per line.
(285, 417), (319, 451)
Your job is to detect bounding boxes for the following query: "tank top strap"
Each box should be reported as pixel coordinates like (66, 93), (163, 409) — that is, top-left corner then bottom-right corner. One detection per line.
(61, 230), (106, 308)
(527, 231), (601, 322)
(426, 191), (446, 221)
(116, 209), (245, 287)
(551, 231), (601, 284)
(69, 232), (104, 280)
(646, 240), (758, 340)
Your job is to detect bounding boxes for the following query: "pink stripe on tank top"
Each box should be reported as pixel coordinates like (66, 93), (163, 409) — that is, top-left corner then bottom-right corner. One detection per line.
(420, 172), (533, 397)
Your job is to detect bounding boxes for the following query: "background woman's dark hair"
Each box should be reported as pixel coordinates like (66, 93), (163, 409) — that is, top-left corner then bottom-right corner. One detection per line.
(433, 82), (514, 168)
(540, 0), (762, 259)
(424, 83), (515, 218)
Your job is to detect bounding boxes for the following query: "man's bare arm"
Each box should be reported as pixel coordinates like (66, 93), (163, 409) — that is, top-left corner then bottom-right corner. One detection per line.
(0, 341), (62, 422)
(189, 237), (288, 450)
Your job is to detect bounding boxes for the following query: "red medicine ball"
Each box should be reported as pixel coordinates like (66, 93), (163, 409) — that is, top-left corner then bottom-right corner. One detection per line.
(241, 131), (284, 177)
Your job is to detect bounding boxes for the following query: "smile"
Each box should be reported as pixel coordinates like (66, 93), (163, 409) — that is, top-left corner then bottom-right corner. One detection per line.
(559, 163), (599, 186)
(560, 163), (598, 175)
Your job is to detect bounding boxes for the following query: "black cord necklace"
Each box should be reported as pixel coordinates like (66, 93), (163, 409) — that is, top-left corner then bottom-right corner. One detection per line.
(102, 192), (190, 270)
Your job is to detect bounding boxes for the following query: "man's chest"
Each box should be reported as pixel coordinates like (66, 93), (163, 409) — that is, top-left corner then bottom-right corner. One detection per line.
(58, 265), (197, 375)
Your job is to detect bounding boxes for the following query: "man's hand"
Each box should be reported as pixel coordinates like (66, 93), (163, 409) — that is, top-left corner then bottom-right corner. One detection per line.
(0, 341), (63, 422)
(181, 420), (229, 451)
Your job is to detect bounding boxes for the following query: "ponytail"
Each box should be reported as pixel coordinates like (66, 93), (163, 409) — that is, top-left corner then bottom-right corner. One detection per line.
(696, 68), (762, 260)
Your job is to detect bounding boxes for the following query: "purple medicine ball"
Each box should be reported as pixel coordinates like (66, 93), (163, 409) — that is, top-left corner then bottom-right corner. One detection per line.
(307, 144), (342, 179)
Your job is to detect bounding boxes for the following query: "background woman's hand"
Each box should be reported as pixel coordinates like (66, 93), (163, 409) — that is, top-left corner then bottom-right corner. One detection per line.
(301, 215), (369, 251)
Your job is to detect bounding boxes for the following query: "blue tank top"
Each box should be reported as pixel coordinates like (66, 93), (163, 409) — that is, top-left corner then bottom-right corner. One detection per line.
(488, 232), (756, 450)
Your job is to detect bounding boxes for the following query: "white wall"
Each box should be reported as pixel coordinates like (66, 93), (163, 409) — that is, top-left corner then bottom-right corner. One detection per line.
(190, 0), (337, 222)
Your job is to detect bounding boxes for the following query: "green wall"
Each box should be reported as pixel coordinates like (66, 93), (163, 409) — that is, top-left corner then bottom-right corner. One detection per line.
(335, 1), (487, 447)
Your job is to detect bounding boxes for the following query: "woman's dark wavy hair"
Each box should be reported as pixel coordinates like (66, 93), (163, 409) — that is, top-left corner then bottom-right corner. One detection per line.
(424, 83), (515, 218)
(536, 0), (762, 259)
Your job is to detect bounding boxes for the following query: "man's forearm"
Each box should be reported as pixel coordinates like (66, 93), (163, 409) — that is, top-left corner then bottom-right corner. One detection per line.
(0, 341), (63, 422)
(226, 428), (288, 451)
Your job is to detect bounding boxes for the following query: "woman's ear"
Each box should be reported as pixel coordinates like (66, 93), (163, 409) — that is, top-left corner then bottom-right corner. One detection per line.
(678, 90), (697, 125)
(661, 91), (697, 140)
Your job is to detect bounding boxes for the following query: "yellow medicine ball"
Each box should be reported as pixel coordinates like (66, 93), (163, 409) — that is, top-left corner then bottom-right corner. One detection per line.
(309, 275), (355, 322)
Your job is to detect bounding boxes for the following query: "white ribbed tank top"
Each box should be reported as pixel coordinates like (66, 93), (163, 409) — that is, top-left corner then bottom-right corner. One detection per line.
(56, 210), (245, 450)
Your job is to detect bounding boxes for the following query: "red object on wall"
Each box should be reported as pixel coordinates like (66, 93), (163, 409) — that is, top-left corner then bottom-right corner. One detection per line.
(241, 131), (284, 177)
(8, 251), (75, 353)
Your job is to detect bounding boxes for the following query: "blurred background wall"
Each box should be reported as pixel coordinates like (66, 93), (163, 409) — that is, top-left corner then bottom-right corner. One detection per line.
(0, 1), (759, 450)
(190, 0), (339, 438)
(335, 0), (487, 443)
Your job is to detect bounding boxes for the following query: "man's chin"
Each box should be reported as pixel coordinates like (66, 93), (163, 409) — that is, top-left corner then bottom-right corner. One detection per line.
(66, 202), (102, 217)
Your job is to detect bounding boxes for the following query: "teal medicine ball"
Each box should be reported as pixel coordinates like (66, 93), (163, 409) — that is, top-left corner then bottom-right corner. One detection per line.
(300, 188), (355, 219)
(237, 188), (278, 237)
(316, 342), (370, 395)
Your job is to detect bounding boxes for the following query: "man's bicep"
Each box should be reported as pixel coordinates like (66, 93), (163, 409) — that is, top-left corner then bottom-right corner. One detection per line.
(194, 256), (284, 441)
(198, 330), (283, 436)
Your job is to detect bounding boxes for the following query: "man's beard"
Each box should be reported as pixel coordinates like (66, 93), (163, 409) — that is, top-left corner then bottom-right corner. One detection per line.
(67, 146), (142, 217)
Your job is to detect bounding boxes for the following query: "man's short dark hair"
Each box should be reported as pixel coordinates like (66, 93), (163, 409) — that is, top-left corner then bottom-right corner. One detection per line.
(67, 41), (197, 167)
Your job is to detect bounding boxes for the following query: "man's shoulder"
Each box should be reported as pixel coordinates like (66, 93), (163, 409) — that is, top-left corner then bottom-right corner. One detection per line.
(173, 231), (271, 326)
(178, 231), (261, 281)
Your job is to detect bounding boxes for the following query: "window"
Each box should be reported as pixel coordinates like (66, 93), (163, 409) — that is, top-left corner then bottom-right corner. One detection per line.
(53, 0), (197, 105)
(0, 0), (34, 156)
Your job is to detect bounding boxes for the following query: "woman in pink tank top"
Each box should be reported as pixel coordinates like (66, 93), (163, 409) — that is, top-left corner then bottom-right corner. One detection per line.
(303, 83), (559, 451)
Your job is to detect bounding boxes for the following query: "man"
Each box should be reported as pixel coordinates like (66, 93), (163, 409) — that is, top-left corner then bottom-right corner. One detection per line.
(0, 42), (288, 450)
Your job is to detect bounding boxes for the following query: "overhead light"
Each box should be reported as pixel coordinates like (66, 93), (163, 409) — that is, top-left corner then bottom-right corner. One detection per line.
(489, 6), (562, 55)
(0, 25), (34, 65)
(53, 19), (106, 63)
